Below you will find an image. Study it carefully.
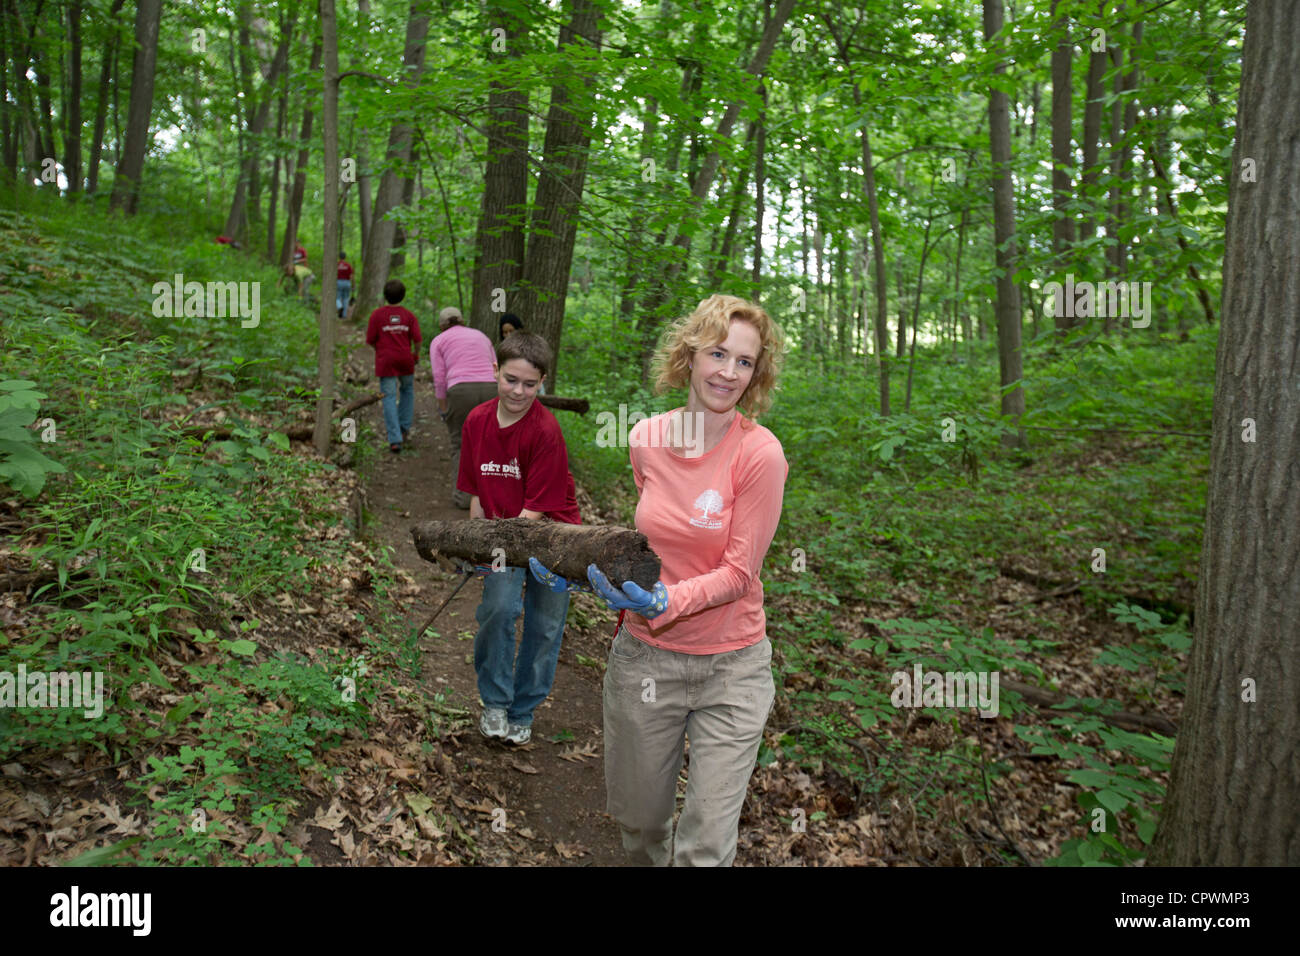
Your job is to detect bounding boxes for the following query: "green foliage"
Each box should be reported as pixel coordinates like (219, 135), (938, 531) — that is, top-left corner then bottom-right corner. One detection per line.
(0, 380), (66, 497)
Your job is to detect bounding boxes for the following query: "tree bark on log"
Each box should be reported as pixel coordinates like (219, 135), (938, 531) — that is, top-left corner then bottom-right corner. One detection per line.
(411, 518), (661, 590)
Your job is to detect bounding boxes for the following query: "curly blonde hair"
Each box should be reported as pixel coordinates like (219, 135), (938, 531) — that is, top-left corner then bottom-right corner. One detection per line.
(651, 294), (785, 419)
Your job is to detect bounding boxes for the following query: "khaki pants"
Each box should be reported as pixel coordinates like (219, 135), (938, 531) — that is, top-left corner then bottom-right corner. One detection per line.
(603, 624), (775, 866)
(445, 381), (498, 508)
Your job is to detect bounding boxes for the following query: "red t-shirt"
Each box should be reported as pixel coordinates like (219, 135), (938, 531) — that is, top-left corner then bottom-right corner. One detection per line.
(294, 243), (307, 264)
(365, 305), (422, 377)
(338, 260), (354, 280)
(457, 398), (580, 523)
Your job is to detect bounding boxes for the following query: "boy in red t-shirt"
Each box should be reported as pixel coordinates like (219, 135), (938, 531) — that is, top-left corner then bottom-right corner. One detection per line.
(457, 332), (580, 745)
(336, 252), (354, 319)
(365, 279), (422, 453)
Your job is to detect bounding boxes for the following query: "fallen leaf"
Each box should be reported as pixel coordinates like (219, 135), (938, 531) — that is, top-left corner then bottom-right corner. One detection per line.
(553, 841), (588, 860)
(509, 759), (539, 775)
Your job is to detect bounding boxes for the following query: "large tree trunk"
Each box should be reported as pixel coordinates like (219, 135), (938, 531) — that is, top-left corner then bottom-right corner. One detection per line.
(1049, 0), (1077, 332)
(1149, 0), (1300, 865)
(467, 5), (527, 336)
(355, 0), (430, 324)
(315, 0), (341, 457)
(984, 0), (1025, 447)
(86, 0), (127, 195)
(515, 0), (603, 390)
(412, 519), (661, 591)
(109, 0), (162, 214)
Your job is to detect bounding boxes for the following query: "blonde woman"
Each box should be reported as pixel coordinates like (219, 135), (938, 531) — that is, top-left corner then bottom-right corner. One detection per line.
(532, 294), (787, 865)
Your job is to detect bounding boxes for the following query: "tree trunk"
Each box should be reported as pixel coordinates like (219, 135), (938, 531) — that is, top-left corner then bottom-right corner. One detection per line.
(466, 4), (527, 335)
(222, 14), (294, 242)
(280, 41), (322, 269)
(86, 0), (126, 195)
(354, 0), (374, 259)
(1050, 0), (1077, 331)
(1150, 0), (1300, 865)
(315, 0), (341, 457)
(266, 83), (286, 260)
(752, 80), (766, 300)
(984, 0), (1025, 446)
(515, 0), (603, 390)
(1079, 0), (1106, 252)
(412, 519), (661, 591)
(63, 2), (83, 193)
(855, 91), (891, 415)
(109, 0), (161, 214)
(356, 0), (430, 323)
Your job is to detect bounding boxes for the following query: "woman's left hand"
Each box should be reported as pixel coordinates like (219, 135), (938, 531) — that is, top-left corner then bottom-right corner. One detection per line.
(587, 564), (669, 619)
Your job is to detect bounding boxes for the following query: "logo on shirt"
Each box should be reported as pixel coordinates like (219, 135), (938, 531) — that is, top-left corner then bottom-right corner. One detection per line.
(689, 489), (724, 529)
(480, 458), (521, 480)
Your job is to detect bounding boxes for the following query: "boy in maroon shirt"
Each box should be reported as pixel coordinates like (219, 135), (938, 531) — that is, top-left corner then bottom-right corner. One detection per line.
(365, 279), (422, 453)
(457, 332), (579, 745)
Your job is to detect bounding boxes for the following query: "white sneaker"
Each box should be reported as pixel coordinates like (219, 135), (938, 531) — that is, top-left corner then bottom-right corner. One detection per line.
(479, 706), (508, 739)
(503, 722), (531, 745)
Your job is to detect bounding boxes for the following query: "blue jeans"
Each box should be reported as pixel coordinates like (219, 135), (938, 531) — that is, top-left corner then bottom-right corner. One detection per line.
(474, 566), (570, 726)
(379, 374), (413, 444)
(336, 278), (351, 313)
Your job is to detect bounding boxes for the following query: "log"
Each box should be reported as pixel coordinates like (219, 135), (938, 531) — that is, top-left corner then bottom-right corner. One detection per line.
(1000, 677), (1178, 736)
(537, 395), (589, 415)
(411, 518), (660, 590)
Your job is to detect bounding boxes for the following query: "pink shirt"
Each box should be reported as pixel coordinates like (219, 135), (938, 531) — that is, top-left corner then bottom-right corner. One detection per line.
(429, 324), (496, 399)
(625, 410), (787, 655)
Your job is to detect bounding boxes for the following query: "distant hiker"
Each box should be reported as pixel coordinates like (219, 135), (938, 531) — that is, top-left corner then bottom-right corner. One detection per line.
(429, 306), (497, 509)
(292, 238), (313, 302)
(457, 332), (580, 746)
(498, 312), (523, 342)
(365, 279), (422, 454)
(496, 314), (544, 394)
(336, 252), (354, 319)
(531, 293), (788, 866)
(214, 234), (240, 250)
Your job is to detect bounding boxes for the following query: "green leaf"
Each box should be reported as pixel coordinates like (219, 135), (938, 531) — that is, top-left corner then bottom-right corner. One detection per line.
(225, 639), (257, 657)
(61, 836), (143, 866)
(1096, 789), (1128, 815)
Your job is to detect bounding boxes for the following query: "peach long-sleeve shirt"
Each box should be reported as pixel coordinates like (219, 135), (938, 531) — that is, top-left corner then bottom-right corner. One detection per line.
(624, 410), (787, 655)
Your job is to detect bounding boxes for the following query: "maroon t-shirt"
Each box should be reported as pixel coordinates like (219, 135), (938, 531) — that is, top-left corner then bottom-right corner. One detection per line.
(338, 261), (354, 280)
(366, 305), (422, 377)
(457, 398), (581, 523)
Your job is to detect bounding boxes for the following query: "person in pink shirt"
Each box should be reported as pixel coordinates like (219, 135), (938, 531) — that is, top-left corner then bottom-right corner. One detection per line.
(430, 306), (498, 508)
(531, 293), (787, 865)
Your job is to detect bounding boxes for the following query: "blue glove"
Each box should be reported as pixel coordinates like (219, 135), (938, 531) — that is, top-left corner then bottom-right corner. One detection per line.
(587, 564), (669, 619)
(528, 557), (590, 593)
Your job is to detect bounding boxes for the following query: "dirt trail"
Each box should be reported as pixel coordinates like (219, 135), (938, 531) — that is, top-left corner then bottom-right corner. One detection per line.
(344, 323), (626, 866)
